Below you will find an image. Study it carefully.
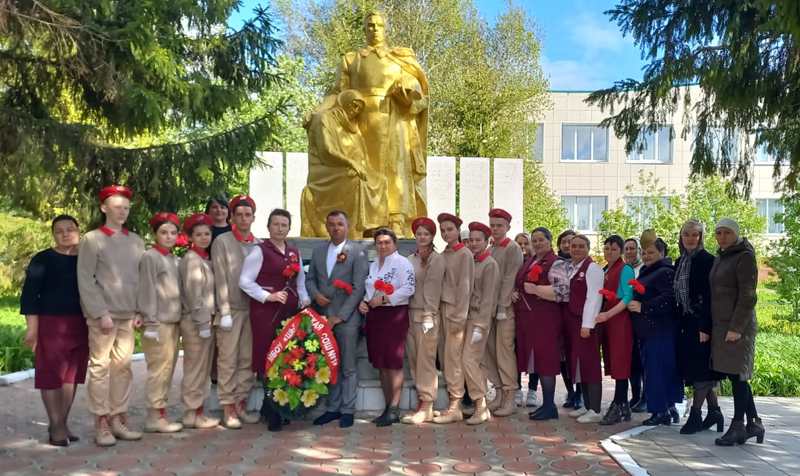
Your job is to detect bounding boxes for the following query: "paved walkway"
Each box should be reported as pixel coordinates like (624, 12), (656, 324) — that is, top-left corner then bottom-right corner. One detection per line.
(618, 396), (800, 476)
(0, 359), (635, 475)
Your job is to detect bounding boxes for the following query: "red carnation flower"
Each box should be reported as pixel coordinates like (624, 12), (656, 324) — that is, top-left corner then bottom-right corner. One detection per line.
(333, 279), (354, 295)
(175, 233), (189, 248)
(307, 354), (318, 366)
(527, 263), (543, 282)
(303, 366), (317, 378)
(599, 288), (618, 301)
(628, 279), (646, 294)
(289, 347), (304, 360)
(295, 329), (307, 340)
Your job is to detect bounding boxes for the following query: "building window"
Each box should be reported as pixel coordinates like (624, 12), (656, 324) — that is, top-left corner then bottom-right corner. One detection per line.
(533, 123), (544, 162)
(562, 195), (607, 232)
(755, 143), (775, 165)
(627, 126), (672, 163)
(624, 196), (671, 228)
(756, 198), (784, 234)
(561, 124), (608, 162)
(693, 127), (740, 164)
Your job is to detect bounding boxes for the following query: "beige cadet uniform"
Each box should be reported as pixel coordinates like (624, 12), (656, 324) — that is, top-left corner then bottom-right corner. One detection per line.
(485, 238), (523, 392)
(211, 231), (256, 406)
(77, 228), (144, 417)
(438, 243), (474, 399)
(179, 249), (216, 411)
(137, 248), (182, 410)
(406, 251), (445, 403)
(463, 253), (499, 400)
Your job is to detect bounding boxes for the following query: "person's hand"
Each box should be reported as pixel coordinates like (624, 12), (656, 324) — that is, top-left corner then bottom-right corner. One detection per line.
(511, 290), (520, 303)
(220, 314), (233, 330)
(595, 312), (609, 324)
(143, 327), (159, 342)
(23, 327), (37, 352)
(422, 318), (434, 334)
(328, 316), (343, 327)
(470, 328), (483, 344)
(627, 301), (642, 313)
(100, 315), (114, 335)
(358, 301), (370, 314)
(580, 327), (591, 338)
(725, 330), (742, 342)
(315, 293), (331, 307)
(368, 294), (384, 308)
(699, 331), (710, 343)
(199, 327), (212, 339)
(523, 282), (537, 295)
(267, 291), (288, 304)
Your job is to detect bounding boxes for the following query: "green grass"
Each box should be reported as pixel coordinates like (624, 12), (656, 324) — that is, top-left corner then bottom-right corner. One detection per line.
(0, 294), (33, 374)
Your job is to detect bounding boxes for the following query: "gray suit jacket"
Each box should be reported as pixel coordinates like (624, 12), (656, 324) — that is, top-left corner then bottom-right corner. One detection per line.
(305, 240), (369, 323)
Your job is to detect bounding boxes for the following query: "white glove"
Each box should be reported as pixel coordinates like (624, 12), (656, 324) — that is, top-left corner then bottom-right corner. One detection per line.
(199, 328), (212, 339)
(471, 328), (483, 344)
(220, 314), (233, 330)
(496, 312), (508, 321)
(143, 327), (159, 342)
(422, 319), (434, 334)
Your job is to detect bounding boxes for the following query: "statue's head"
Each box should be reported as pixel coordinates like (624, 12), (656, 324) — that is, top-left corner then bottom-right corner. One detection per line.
(363, 11), (386, 47)
(337, 89), (366, 119)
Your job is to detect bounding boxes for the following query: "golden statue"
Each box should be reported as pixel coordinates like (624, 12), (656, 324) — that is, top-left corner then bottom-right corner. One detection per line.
(301, 11), (429, 237)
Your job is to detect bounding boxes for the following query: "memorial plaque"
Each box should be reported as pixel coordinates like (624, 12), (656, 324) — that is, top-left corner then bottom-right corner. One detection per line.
(285, 152), (309, 237)
(249, 152), (284, 237)
(458, 156), (491, 226)
(425, 156), (456, 249)
(492, 158), (525, 236)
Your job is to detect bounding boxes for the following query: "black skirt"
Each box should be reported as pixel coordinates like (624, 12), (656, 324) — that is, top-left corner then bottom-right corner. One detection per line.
(676, 311), (722, 384)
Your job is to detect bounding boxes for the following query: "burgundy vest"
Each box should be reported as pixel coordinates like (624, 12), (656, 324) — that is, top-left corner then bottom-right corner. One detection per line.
(567, 257), (593, 316)
(602, 258), (624, 311)
(255, 241), (300, 294)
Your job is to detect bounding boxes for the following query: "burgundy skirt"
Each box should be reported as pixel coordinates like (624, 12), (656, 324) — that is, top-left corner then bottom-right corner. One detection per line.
(365, 305), (410, 370)
(563, 309), (602, 384)
(250, 296), (299, 375)
(35, 315), (89, 389)
(600, 311), (633, 379)
(516, 298), (562, 376)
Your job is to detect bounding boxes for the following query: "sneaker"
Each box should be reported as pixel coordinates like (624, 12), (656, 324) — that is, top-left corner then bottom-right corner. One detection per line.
(576, 410), (603, 423)
(95, 416), (116, 447)
(514, 390), (524, 406)
(568, 407), (588, 418)
(525, 391), (538, 407)
(110, 414), (142, 441)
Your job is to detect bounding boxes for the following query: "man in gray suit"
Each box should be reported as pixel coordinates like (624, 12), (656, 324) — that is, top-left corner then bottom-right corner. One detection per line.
(307, 210), (369, 428)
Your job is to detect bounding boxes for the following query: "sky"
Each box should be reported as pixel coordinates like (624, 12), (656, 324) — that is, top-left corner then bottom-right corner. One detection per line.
(231, 0), (647, 91)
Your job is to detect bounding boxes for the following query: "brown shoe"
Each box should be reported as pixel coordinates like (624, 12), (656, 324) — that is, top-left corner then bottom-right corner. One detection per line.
(466, 397), (491, 425)
(144, 408), (183, 433)
(110, 413), (142, 441)
(95, 415), (116, 447)
(236, 399), (260, 424)
(493, 390), (517, 417)
(222, 404), (242, 429)
(401, 401), (434, 424)
(432, 399), (463, 424)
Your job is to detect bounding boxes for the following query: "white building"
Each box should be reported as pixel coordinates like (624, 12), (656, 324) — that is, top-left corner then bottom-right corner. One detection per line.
(535, 90), (785, 239)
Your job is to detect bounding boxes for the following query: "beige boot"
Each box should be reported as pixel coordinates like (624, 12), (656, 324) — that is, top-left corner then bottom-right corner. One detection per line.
(237, 399), (260, 424)
(487, 389), (504, 412)
(432, 399), (463, 424)
(184, 407), (219, 429)
(466, 397), (491, 425)
(94, 415), (116, 447)
(401, 400), (434, 424)
(493, 390), (517, 417)
(110, 413), (142, 441)
(222, 404), (242, 429)
(145, 408), (183, 433)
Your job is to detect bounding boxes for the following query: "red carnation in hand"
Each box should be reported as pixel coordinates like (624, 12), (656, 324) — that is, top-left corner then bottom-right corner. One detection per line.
(599, 288), (618, 301)
(527, 263), (543, 282)
(333, 279), (354, 295)
(628, 279), (646, 294)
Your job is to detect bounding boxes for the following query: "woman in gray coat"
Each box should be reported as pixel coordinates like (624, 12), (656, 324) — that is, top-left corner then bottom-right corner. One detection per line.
(710, 218), (764, 446)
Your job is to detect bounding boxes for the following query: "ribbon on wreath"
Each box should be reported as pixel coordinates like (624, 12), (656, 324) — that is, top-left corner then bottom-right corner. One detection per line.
(265, 307), (340, 384)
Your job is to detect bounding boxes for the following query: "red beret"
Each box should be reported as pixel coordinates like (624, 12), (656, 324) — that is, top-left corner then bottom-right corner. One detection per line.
(437, 213), (462, 228)
(489, 208), (512, 222)
(468, 221), (492, 239)
(98, 185), (132, 203)
(411, 217), (437, 235)
(228, 194), (256, 213)
(148, 212), (180, 231)
(183, 213), (214, 234)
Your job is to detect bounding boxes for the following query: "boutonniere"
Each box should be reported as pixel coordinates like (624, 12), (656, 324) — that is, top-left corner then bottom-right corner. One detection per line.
(332, 279), (353, 295)
(282, 262), (301, 279)
(374, 279), (395, 295)
(628, 279), (646, 294)
(288, 251), (299, 263)
(579, 271), (585, 279)
(527, 263), (543, 282)
(336, 251), (348, 263)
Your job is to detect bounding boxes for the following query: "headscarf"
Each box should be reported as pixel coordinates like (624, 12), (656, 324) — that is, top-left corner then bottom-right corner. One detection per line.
(675, 219), (704, 313)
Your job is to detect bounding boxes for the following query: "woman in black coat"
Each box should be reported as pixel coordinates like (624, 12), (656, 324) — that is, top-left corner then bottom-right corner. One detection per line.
(674, 219), (723, 434)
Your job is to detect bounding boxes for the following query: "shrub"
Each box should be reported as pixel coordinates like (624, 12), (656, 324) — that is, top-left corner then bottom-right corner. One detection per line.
(719, 333), (800, 397)
(769, 193), (800, 320)
(0, 213), (52, 295)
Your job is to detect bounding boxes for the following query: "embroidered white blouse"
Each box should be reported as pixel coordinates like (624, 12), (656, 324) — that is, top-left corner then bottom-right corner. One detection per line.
(364, 251), (416, 306)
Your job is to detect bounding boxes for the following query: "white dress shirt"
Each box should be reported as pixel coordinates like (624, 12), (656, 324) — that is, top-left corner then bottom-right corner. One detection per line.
(569, 258), (604, 329)
(326, 240), (347, 276)
(239, 244), (310, 306)
(364, 251), (416, 306)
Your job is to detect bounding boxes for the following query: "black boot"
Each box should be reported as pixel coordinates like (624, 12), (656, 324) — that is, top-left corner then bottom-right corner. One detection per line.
(680, 407), (704, 435)
(631, 398), (647, 413)
(599, 402), (622, 426)
(702, 405), (724, 432)
(745, 417), (765, 444)
(715, 420), (747, 446)
(562, 391), (575, 408)
(375, 406), (400, 427)
(619, 402), (632, 422)
(264, 402), (282, 432)
(572, 390), (583, 410)
(371, 405), (389, 424)
(668, 405), (680, 424)
(530, 404), (558, 421)
(643, 412), (671, 426)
